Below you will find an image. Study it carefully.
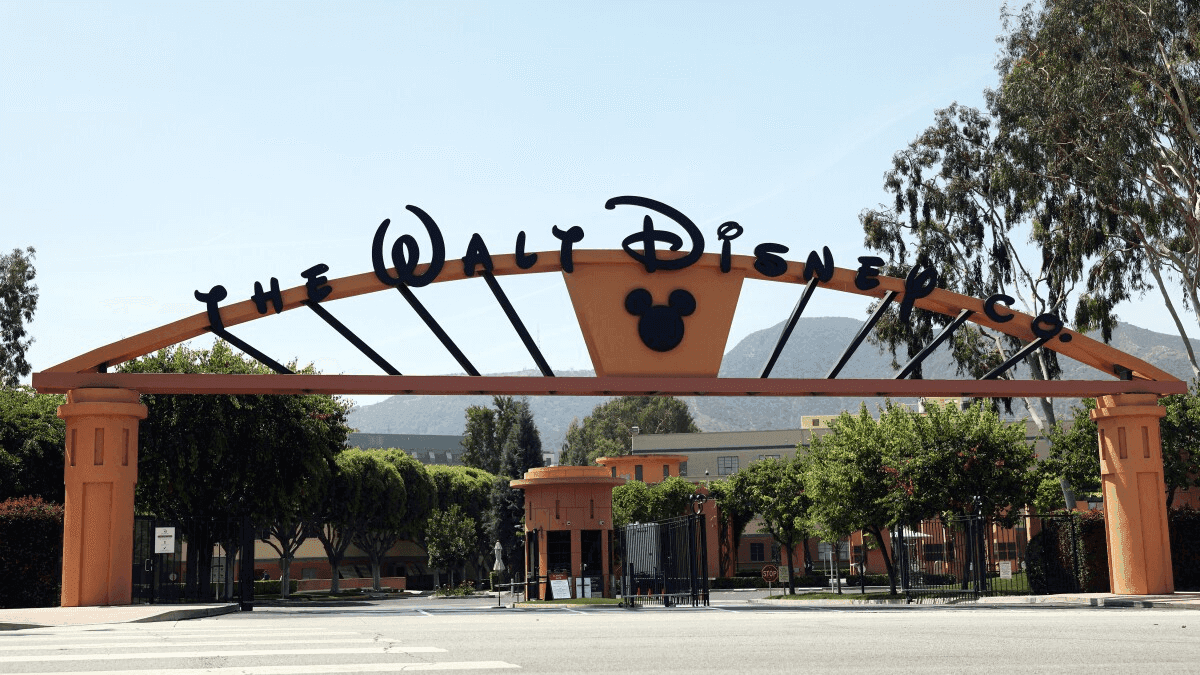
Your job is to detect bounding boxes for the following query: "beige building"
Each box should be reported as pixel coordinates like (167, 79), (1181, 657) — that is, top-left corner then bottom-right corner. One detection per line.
(631, 407), (1051, 481)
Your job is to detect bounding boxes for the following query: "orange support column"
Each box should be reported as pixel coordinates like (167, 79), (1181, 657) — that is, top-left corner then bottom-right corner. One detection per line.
(58, 388), (147, 607)
(1091, 394), (1174, 595)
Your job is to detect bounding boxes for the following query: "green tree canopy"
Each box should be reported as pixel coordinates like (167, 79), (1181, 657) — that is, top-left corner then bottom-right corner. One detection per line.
(1035, 399), (1103, 514)
(0, 248), (38, 387)
(884, 401), (1037, 527)
(804, 405), (902, 593)
(611, 476), (698, 528)
(560, 396), (698, 466)
(120, 341), (350, 596)
(340, 448), (407, 590)
(859, 102), (1090, 432)
(0, 386), (64, 503)
(426, 504), (478, 588)
(427, 464), (495, 579)
(725, 456), (811, 594)
(995, 0), (1200, 376)
(461, 396), (543, 478)
(121, 342), (350, 524)
(1161, 389), (1200, 508)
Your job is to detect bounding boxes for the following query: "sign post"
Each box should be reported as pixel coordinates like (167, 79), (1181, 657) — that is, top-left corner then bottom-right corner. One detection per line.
(761, 564), (778, 595)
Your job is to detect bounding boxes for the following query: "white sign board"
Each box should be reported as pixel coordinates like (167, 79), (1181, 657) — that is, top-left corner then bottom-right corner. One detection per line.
(778, 565), (790, 583)
(550, 578), (571, 599)
(998, 560), (1013, 580)
(154, 527), (175, 554)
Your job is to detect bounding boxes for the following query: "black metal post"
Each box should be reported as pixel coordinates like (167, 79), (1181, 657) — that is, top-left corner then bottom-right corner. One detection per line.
(239, 515), (255, 611)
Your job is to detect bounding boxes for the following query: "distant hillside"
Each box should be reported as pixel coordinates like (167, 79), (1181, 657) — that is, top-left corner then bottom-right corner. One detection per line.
(347, 319), (1199, 454)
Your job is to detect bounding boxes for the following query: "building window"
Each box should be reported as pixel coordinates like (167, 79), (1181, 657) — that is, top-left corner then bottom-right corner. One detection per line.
(611, 467), (616, 478)
(717, 456), (739, 475)
(679, 461), (687, 477)
(923, 542), (955, 562)
(663, 464), (670, 479)
(818, 541), (850, 561)
(635, 465), (643, 481)
(995, 541), (1018, 560)
(750, 543), (765, 562)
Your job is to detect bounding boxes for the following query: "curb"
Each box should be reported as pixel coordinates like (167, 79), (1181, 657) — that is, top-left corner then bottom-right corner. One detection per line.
(0, 603), (240, 631)
(130, 604), (241, 623)
(749, 595), (1200, 609)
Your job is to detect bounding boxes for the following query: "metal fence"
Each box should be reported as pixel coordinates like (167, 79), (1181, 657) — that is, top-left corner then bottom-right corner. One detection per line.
(132, 516), (255, 608)
(891, 513), (1080, 601)
(614, 513), (709, 608)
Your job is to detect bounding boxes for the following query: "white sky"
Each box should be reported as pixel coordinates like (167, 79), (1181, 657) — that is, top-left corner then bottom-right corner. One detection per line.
(2, 1), (1187, 407)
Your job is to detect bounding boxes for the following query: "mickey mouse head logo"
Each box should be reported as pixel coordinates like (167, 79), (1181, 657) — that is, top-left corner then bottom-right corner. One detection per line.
(625, 288), (696, 352)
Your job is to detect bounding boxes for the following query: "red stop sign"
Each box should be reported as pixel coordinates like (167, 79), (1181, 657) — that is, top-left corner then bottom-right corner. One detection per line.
(761, 564), (779, 583)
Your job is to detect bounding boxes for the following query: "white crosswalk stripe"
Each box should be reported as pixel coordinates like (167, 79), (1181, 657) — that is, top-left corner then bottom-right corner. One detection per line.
(1, 624), (520, 673)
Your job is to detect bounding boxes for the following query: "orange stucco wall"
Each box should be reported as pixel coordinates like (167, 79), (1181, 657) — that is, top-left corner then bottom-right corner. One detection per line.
(595, 454), (687, 484)
(512, 466), (624, 599)
(58, 388), (147, 607)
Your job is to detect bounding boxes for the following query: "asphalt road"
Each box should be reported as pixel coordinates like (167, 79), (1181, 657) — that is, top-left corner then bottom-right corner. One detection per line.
(2, 595), (1197, 674)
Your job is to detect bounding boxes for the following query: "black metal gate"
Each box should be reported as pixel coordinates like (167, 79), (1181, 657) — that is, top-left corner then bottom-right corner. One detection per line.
(891, 513), (1082, 601)
(131, 516), (256, 608)
(615, 513), (709, 608)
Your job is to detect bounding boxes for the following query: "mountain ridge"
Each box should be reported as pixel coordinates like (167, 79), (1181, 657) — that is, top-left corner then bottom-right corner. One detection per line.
(347, 319), (1199, 453)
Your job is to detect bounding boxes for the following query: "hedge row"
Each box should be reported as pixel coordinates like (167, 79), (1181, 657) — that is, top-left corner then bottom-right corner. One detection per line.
(0, 497), (63, 608)
(1171, 507), (1200, 591)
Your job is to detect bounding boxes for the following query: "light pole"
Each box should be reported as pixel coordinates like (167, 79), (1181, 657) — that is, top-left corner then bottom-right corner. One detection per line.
(493, 541), (505, 607)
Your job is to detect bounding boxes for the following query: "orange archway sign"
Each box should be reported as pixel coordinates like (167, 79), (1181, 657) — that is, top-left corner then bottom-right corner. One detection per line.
(34, 199), (1184, 604)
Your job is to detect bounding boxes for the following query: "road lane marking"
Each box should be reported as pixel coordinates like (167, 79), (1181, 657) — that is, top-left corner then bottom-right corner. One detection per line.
(0, 646), (445, 662)
(6, 663), (521, 674)
(0, 638), (394, 651)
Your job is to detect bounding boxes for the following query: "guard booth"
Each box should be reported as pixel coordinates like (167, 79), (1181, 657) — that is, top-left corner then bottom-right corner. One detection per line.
(511, 466), (624, 600)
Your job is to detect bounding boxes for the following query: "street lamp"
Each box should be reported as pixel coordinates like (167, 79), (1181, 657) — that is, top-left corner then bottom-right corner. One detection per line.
(493, 541), (505, 607)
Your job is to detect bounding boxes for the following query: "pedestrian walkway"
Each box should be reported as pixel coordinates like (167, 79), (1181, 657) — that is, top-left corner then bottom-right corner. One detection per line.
(0, 620), (520, 673)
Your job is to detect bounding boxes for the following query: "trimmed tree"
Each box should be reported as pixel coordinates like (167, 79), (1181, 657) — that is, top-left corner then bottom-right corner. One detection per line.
(804, 405), (902, 594)
(560, 396), (698, 466)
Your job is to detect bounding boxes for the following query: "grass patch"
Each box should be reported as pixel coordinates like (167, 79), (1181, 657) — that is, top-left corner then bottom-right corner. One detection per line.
(519, 598), (622, 605)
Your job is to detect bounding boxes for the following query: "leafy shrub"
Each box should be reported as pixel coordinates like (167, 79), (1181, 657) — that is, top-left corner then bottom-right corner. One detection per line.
(435, 580), (476, 597)
(1026, 511), (1109, 594)
(0, 497), (63, 607)
(252, 579), (298, 596)
(1170, 507), (1200, 591)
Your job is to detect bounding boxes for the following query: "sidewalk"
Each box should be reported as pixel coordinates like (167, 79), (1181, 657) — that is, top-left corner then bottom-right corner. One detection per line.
(753, 591), (1200, 609)
(0, 603), (238, 630)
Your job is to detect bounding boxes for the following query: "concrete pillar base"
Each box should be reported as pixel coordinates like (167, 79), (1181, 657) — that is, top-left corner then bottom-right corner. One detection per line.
(58, 388), (147, 607)
(1092, 394), (1174, 595)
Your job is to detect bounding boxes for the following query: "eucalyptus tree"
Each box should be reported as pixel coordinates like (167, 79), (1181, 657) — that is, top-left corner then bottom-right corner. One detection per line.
(860, 103), (1095, 433)
(995, 0), (1200, 377)
(0, 247), (38, 387)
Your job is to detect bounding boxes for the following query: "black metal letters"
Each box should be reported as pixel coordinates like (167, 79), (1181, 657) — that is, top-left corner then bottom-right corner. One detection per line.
(610, 196), (705, 273)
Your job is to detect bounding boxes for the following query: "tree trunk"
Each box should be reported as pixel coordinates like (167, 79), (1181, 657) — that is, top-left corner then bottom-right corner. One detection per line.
(868, 526), (898, 595)
(370, 555), (382, 591)
(279, 556), (292, 599)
